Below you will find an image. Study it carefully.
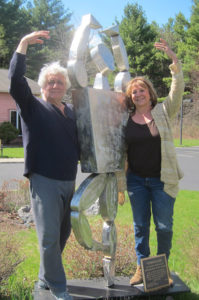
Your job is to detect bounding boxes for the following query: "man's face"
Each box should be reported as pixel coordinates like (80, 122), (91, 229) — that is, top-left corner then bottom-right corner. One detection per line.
(42, 73), (67, 103)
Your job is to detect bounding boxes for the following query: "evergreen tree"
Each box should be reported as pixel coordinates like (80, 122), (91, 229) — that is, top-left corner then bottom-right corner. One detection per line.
(0, 0), (31, 68)
(0, 0), (73, 78)
(25, 0), (74, 79)
(119, 3), (157, 77)
(118, 3), (178, 96)
(0, 24), (8, 65)
(184, 0), (199, 92)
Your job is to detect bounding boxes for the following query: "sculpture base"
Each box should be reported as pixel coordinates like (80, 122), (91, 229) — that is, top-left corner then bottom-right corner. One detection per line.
(33, 272), (190, 299)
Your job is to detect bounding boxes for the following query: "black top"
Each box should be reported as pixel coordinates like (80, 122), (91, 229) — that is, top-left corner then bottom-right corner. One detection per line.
(9, 52), (79, 181)
(125, 116), (161, 177)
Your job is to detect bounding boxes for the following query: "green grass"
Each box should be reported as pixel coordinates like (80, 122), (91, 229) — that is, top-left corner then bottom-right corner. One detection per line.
(174, 138), (199, 147)
(1, 190), (199, 299)
(0, 147), (24, 158)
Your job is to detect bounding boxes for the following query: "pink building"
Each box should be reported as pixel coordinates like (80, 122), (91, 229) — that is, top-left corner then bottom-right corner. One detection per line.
(0, 69), (40, 134)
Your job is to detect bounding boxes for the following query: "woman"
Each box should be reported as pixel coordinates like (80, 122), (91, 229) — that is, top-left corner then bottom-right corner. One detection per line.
(125, 39), (184, 286)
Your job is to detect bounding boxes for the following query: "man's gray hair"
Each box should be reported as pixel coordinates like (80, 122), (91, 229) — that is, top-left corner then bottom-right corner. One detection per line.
(38, 61), (71, 89)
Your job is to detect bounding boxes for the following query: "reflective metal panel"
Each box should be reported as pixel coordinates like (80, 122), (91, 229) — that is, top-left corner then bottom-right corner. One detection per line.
(114, 71), (131, 93)
(99, 173), (118, 222)
(103, 257), (115, 287)
(71, 173), (107, 212)
(71, 173), (117, 254)
(69, 14), (101, 61)
(90, 43), (115, 75)
(67, 14), (102, 88)
(102, 25), (129, 72)
(71, 211), (93, 249)
(67, 60), (88, 88)
(101, 25), (119, 37)
(72, 88), (128, 173)
(111, 35), (129, 71)
(93, 73), (110, 90)
(102, 221), (117, 257)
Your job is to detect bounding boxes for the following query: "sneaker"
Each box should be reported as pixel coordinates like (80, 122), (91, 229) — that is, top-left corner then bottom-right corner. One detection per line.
(50, 290), (73, 300)
(130, 265), (143, 285)
(37, 279), (49, 290)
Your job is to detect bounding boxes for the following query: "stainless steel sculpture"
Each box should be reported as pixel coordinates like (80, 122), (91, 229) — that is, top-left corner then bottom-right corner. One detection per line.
(68, 14), (130, 286)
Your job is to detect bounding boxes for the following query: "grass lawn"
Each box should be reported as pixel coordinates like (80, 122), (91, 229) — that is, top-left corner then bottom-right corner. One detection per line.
(0, 147), (24, 158)
(1, 190), (199, 299)
(174, 139), (199, 147)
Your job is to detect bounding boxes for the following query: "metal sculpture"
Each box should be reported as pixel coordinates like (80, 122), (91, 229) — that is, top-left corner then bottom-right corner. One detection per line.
(67, 14), (130, 286)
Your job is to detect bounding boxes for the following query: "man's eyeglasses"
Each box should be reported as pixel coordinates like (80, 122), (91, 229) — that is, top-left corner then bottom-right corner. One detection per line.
(47, 80), (65, 87)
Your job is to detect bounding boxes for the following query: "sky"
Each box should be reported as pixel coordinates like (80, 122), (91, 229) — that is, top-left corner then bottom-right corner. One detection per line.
(62, 0), (193, 29)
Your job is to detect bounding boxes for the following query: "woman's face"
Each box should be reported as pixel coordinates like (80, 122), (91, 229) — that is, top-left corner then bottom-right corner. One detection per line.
(130, 83), (151, 109)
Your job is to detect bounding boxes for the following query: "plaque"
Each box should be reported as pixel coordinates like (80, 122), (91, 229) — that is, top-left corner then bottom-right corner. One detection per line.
(141, 254), (170, 292)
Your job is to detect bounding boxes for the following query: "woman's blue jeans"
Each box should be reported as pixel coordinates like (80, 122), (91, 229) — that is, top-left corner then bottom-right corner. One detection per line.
(127, 171), (175, 266)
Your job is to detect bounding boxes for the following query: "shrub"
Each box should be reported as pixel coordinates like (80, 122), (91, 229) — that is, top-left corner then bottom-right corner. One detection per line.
(0, 179), (30, 213)
(0, 235), (23, 285)
(0, 122), (19, 144)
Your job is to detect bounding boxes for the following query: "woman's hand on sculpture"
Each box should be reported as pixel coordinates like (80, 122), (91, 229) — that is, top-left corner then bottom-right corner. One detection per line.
(118, 191), (125, 206)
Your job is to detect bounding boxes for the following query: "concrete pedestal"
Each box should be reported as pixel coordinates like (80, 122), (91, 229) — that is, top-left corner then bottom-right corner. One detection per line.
(33, 272), (190, 299)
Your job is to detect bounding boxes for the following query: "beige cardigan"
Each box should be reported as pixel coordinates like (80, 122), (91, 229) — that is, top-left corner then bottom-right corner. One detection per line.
(151, 62), (184, 198)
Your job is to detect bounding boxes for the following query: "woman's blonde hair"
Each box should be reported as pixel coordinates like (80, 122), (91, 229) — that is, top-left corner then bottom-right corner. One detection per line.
(125, 76), (158, 114)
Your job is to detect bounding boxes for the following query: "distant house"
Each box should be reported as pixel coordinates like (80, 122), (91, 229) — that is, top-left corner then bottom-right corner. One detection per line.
(0, 69), (40, 134)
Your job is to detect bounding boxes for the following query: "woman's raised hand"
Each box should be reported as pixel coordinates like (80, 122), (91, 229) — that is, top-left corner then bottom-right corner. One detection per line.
(154, 38), (178, 64)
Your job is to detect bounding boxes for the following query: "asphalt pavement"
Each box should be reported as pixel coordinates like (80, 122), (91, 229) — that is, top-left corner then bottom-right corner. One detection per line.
(0, 146), (199, 191)
(175, 146), (199, 191)
(0, 159), (89, 189)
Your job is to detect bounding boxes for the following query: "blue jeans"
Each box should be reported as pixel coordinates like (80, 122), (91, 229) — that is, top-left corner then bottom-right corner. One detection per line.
(30, 173), (75, 293)
(127, 171), (175, 266)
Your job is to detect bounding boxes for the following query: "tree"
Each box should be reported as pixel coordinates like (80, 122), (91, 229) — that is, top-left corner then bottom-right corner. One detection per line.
(0, 0), (74, 78)
(173, 12), (189, 43)
(183, 0), (199, 92)
(0, 0), (32, 68)
(0, 24), (8, 64)
(25, 0), (74, 78)
(118, 3), (179, 96)
(187, 0), (199, 43)
(119, 3), (158, 77)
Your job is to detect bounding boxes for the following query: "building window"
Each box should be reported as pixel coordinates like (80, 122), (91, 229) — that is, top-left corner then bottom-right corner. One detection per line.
(10, 110), (22, 135)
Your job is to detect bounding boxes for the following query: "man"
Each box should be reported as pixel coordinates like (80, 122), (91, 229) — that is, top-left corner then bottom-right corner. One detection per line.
(9, 31), (79, 300)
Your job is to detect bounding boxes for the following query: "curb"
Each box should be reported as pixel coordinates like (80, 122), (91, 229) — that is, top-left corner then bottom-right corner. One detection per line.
(0, 158), (24, 163)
